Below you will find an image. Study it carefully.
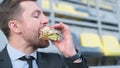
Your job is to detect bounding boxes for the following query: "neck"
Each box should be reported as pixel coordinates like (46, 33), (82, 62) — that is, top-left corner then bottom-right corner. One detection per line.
(8, 36), (37, 54)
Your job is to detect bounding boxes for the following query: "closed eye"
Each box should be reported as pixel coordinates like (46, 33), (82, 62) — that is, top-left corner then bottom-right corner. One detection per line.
(33, 10), (41, 18)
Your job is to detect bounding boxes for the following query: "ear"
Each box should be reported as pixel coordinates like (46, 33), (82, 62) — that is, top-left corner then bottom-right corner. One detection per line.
(8, 20), (21, 34)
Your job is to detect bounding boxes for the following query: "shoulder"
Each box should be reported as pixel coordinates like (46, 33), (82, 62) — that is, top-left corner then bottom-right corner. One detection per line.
(37, 52), (66, 63)
(0, 51), (2, 57)
(37, 52), (63, 59)
(0, 46), (7, 57)
(37, 52), (68, 68)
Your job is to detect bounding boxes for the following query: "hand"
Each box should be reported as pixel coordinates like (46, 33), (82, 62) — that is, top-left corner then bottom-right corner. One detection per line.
(51, 22), (77, 57)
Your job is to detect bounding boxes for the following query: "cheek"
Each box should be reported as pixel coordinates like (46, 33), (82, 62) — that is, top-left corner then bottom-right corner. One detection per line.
(21, 24), (36, 38)
(25, 26), (38, 37)
(21, 26), (39, 44)
(20, 18), (40, 38)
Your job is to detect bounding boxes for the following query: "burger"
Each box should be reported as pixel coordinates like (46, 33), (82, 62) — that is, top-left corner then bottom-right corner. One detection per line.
(39, 26), (61, 41)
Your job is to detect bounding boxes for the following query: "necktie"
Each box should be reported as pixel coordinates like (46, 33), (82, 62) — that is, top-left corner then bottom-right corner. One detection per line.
(19, 56), (34, 68)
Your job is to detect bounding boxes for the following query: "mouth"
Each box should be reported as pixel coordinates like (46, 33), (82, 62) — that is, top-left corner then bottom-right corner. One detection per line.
(38, 27), (43, 39)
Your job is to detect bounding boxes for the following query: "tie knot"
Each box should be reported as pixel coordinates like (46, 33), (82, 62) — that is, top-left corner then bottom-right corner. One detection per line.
(19, 56), (35, 61)
(19, 56), (34, 68)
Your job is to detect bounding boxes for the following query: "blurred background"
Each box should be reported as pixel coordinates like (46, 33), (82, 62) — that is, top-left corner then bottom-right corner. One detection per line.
(1, 0), (120, 68)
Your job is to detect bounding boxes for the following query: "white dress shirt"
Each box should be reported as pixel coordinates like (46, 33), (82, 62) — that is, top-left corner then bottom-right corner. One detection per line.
(7, 44), (38, 68)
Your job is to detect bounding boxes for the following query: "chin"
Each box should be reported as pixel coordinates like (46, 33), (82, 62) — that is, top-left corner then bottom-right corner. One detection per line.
(37, 40), (50, 48)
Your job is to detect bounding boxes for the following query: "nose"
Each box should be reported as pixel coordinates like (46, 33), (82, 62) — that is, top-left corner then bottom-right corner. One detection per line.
(40, 13), (49, 25)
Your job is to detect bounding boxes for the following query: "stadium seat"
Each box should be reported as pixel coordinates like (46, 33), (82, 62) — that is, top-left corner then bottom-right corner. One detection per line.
(81, 0), (87, 4)
(41, 0), (50, 10)
(81, 0), (112, 10)
(78, 33), (104, 65)
(99, 2), (113, 10)
(79, 33), (103, 57)
(100, 35), (120, 65)
(54, 3), (89, 17)
(41, 0), (89, 17)
(101, 35), (120, 56)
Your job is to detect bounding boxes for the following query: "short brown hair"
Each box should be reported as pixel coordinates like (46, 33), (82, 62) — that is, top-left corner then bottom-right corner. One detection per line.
(0, 0), (37, 38)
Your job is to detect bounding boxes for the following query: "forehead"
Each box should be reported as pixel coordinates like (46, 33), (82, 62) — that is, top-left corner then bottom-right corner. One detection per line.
(20, 1), (42, 12)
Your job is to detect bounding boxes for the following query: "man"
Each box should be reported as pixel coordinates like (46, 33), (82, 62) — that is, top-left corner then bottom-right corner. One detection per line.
(0, 0), (88, 68)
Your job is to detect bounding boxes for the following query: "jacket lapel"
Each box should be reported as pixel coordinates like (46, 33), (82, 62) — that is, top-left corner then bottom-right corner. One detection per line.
(37, 52), (50, 68)
(0, 46), (12, 68)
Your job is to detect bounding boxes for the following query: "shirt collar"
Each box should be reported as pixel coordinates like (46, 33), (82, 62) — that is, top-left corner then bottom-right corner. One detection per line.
(7, 44), (37, 61)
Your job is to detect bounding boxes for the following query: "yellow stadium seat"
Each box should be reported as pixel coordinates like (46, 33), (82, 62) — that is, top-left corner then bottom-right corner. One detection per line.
(54, 3), (88, 16)
(99, 2), (113, 10)
(80, 33), (103, 57)
(81, 0), (113, 10)
(101, 35), (120, 56)
(41, 0), (50, 9)
(80, 33), (102, 48)
(81, 0), (87, 4)
(41, 0), (89, 17)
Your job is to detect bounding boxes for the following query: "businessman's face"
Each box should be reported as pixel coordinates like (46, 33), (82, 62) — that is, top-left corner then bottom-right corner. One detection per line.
(19, 1), (49, 48)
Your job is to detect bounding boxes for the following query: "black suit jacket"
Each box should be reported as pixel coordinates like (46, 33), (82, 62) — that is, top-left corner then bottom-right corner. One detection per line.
(0, 47), (88, 68)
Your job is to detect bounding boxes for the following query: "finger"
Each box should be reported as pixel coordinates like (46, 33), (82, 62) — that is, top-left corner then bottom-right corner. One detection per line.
(51, 22), (64, 29)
